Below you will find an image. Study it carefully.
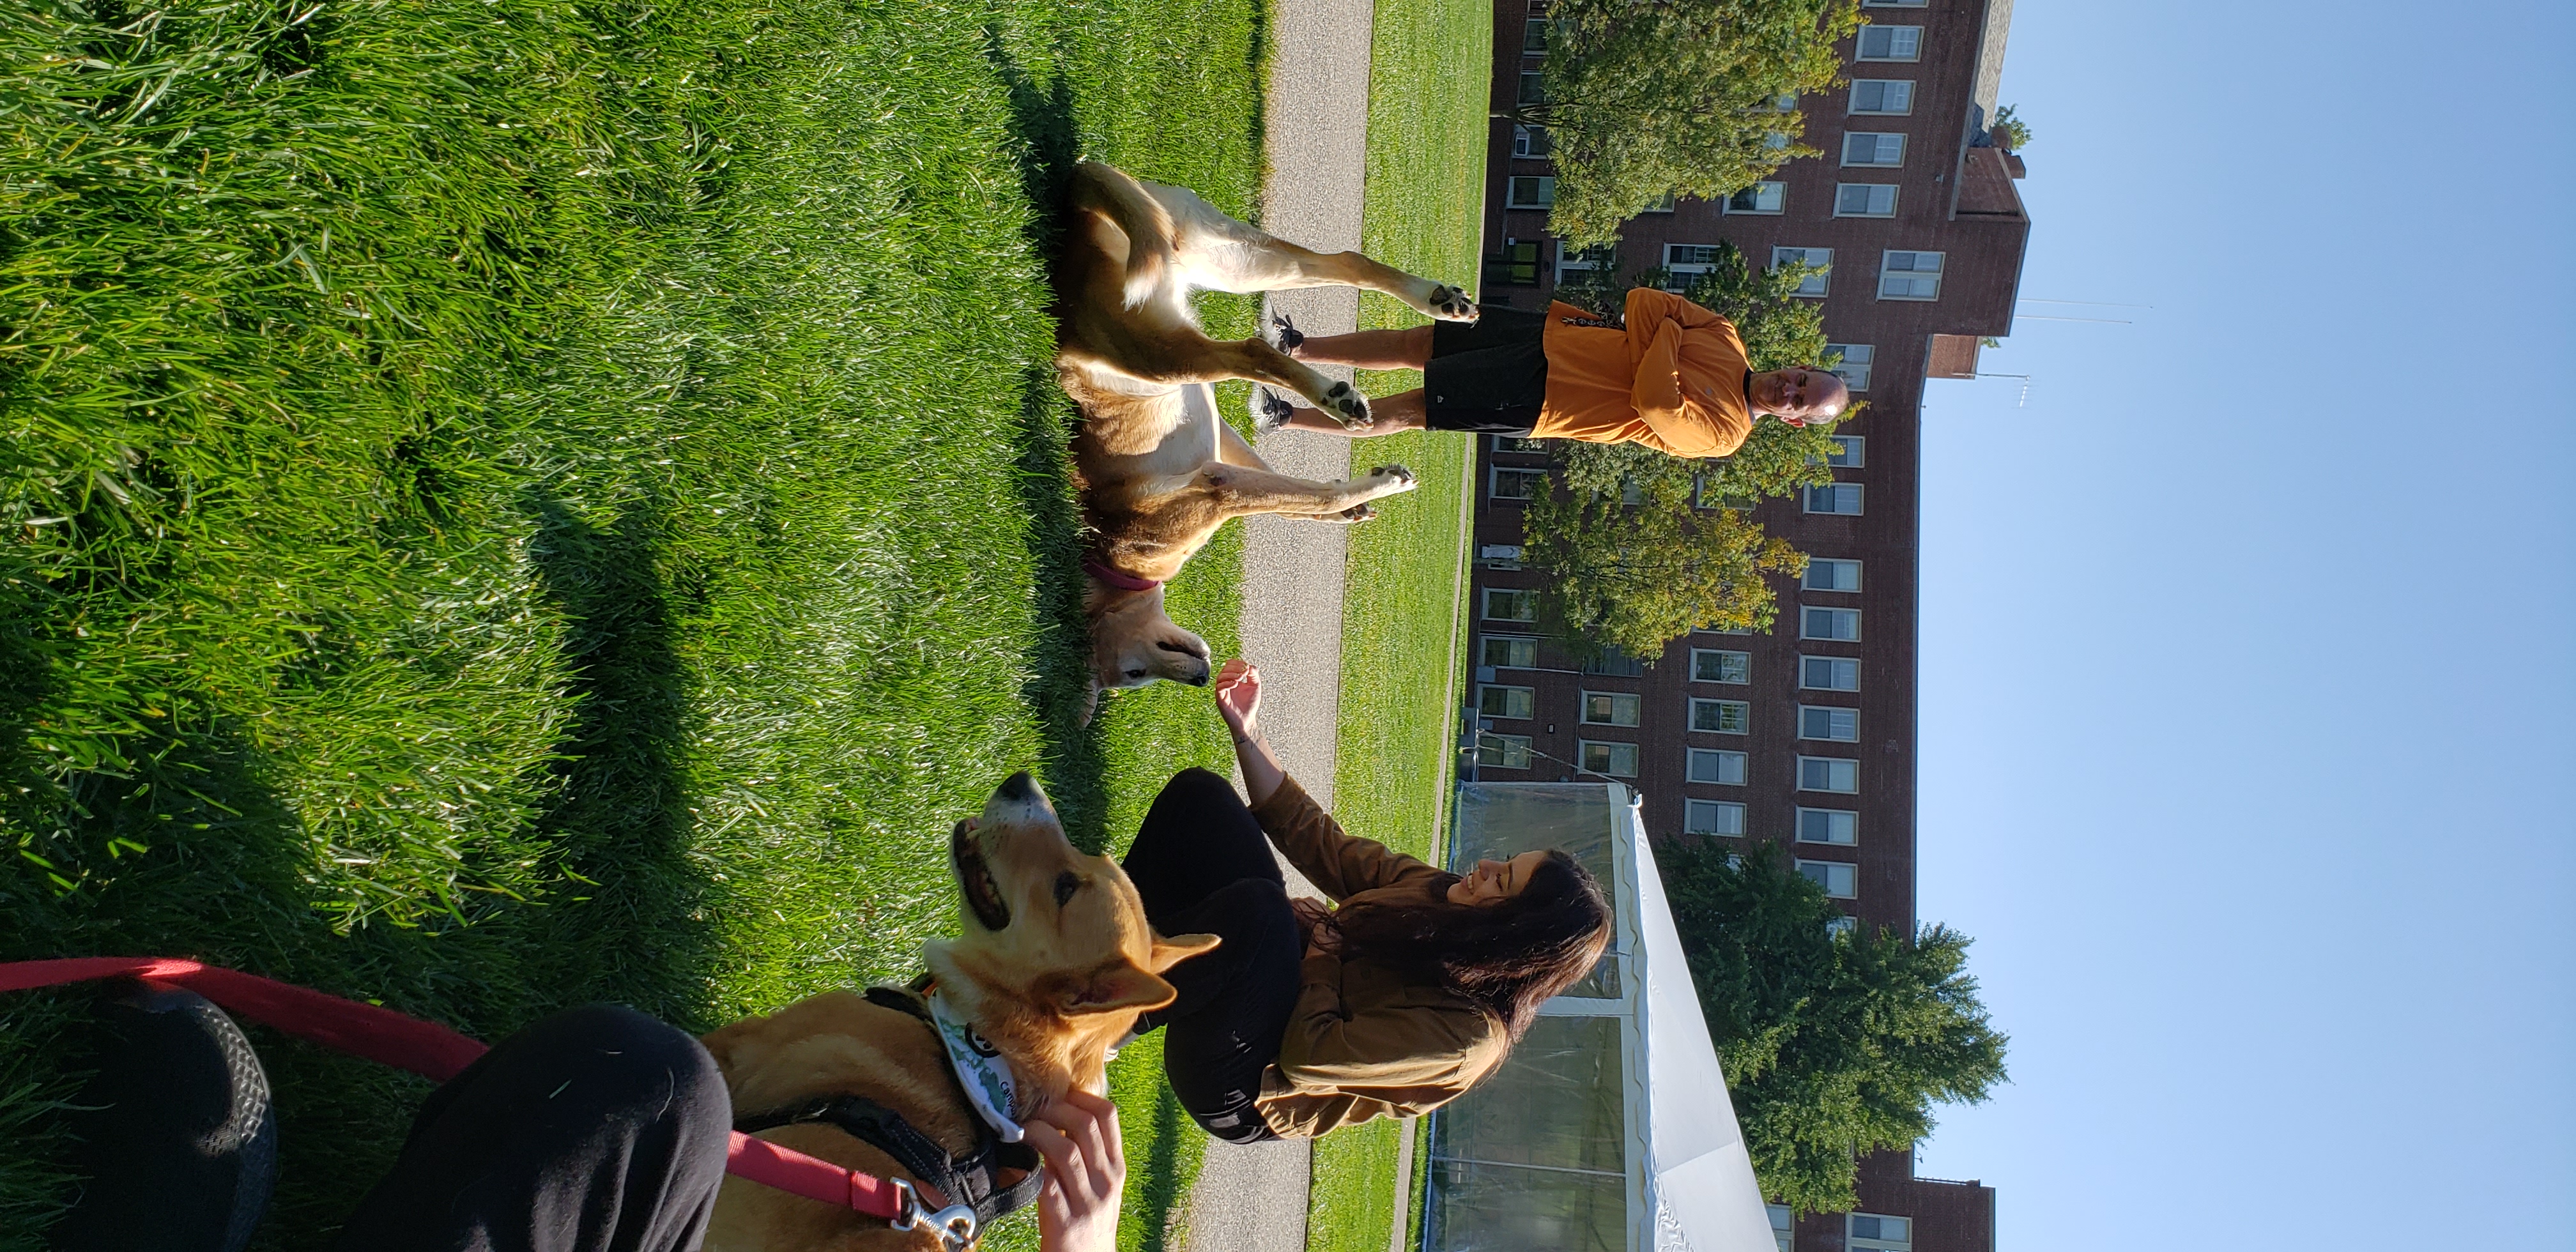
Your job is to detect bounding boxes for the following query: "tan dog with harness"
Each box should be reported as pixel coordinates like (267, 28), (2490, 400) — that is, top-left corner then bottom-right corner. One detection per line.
(1052, 160), (1479, 717)
(700, 771), (1216, 1249)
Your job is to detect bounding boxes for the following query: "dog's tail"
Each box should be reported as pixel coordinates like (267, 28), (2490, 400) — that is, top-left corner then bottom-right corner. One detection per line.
(1071, 161), (1179, 310)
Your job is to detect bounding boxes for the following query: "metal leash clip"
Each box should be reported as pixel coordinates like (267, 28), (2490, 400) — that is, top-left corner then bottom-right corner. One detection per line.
(889, 1178), (981, 1250)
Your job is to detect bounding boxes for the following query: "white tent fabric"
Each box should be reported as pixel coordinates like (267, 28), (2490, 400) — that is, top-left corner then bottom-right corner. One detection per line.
(1420, 782), (1774, 1252)
(1629, 825), (1776, 1252)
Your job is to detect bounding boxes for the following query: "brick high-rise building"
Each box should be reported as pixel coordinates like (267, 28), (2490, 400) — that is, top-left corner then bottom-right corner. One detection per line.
(1463, 2), (2029, 1249)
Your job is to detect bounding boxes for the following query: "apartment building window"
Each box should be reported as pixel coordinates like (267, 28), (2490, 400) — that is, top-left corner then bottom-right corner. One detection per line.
(1879, 249), (1945, 300)
(1770, 247), (1832, 297)
(1522, 17), (1549, 51)
(1689, 748), (1749, 785)
(1797, 859), (1858, 897)
(1690, 698), (1752, 734)
(1824, 344), (1873, 392)
(1797, 807), (1859, 844)
(1798, 756), (1860, 793)
(1835, 183), (1898, 218)
(1685, 800), (1747, 837)
(1800, 655), (1861, 691)
(1803, 559), (1862, 592)
(1825, 914), (1859, 938)
(1691, 648), (1751, 683)
(1856, 25), (1922, 61)
(1480, 635), (1538, 668)
(1849, 79), (1915, 115)
(1841, 132), (1906, 167)
(1826, 434), (1866, 466)
(1798, 705), (1859, 742)
(1768, 1204), (1795, 1252)
(1556, 240), (1608, 271)
(1725, 181), (1786, 214)
(1580, 740), (1639, 777)
(1804, 483), (1864, 515)
(1512, 125), (1554, 158)
(1491, 467), (1547, 499)
(1802, 606), (1862, 641)
(1478, 685), (1535, 720)
(1483, 588), (1537, 622)
(1582, 648), (1646, 677)
(1849, 1214), (1912, 1252)
(1663, 243), (1729, 289)
(1478, 733), (1533, 769)
(1507, 176), (1556, 208)
(1517, 71), (1545, 105)
(1581, 691), (1641, 727)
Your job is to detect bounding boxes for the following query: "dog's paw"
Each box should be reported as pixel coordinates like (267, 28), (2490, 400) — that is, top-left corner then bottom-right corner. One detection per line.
(1338, 503), (1379, 523)
(1368, 464), (1418, 491)
(1425, 283), (1479, 322)
(1321, 380), (1371, 425)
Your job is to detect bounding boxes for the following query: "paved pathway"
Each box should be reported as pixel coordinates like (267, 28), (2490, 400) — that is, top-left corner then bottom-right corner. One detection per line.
(1179, 0), (1376, 1246)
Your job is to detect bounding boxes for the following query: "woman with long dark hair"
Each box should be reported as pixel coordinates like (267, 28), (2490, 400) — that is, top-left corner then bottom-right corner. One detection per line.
(1119, 659), (1613, 1143)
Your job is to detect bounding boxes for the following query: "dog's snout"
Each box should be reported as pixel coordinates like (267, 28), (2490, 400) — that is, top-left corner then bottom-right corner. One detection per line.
(1184, 664), (1211, 687)
(998, 771), (1038, 803)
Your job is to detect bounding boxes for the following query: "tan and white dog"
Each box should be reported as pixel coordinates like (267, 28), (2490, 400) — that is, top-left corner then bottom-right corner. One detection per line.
(700, 771), (1217, 1249)
(1052, 160), (1478, 716)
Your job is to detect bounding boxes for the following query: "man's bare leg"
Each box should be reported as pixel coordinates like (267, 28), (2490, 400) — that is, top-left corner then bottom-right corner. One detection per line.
(1279, 324), (1434, 371)
(1273, 388), (1429, 438)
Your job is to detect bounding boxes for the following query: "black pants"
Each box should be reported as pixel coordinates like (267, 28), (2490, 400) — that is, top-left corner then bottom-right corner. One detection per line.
(331, 1004), (732, 1252)
(1121, 768), (1305, 1145)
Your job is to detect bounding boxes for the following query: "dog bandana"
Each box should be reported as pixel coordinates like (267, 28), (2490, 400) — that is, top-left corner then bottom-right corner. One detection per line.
(926, 988), (1027, 1144)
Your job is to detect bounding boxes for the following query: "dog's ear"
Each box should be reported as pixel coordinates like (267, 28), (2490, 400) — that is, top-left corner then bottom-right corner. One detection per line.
(1077, 678), (1101, 728)
(1147, 931), (1221, 973)
(1053, 958), (1178, 1016)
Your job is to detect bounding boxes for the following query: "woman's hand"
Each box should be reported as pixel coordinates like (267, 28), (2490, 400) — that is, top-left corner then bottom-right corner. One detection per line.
(1024, 1089), (1124, 1252)
(1214, 659), (1262, 744)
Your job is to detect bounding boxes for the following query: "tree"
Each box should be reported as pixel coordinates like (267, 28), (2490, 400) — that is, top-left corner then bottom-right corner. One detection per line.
(1986, 103), (2032, 151)
(1659, 841), (2009, 1215)
(1519, 242), (1861, 658)
(1505, 0), (1863, 244)
(1524, 468), (1806, 653)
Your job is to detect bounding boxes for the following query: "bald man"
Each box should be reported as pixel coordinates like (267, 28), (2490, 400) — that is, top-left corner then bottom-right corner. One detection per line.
(1262, 288), (1848, 457)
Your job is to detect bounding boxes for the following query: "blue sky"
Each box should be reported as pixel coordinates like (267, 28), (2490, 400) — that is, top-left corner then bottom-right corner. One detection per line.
(1906, 1), (2575, 1247)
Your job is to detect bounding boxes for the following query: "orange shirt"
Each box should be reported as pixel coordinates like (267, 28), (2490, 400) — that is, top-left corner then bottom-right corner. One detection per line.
(1531, 289), (1754, 457)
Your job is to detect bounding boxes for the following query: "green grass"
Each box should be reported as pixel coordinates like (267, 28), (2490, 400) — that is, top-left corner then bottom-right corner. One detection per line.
(0, 0), (1267, 1244)
(1308, 0), (1492, 1246)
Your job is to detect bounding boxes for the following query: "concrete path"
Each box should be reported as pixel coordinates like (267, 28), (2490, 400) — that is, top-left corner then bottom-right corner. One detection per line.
(1179, 0), (1376, 1247)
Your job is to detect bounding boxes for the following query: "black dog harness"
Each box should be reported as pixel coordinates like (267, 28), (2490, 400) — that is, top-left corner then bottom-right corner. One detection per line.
(732, 985), (1044, 1227)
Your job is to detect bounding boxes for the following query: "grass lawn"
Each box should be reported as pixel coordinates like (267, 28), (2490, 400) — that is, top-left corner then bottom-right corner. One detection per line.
(0, 0), (1263, 1245)
(1308, 0), (1494, 1245)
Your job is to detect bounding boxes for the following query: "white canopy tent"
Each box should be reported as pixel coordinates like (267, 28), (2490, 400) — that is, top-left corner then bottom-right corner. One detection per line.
(1418, 782), (1780, 1252)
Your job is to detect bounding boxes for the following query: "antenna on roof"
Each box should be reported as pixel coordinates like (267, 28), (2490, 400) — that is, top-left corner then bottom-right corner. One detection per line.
(1972, 372), (2033, 407)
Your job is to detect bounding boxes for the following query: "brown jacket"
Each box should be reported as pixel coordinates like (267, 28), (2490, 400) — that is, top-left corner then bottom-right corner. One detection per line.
(1248, 775), (1510, 1138)
(1531, 288), (1755, 457)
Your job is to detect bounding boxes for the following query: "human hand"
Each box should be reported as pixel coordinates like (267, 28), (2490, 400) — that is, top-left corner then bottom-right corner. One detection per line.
(1213, 659), (1262, 744)
(1024, 1089), (1124, 1252)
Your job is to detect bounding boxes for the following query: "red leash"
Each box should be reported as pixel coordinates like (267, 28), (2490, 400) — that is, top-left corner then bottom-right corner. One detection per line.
(0, 958), (976, 1245)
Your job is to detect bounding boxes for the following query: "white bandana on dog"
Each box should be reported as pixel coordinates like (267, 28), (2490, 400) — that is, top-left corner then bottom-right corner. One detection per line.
(925, 988), (1026, 1143)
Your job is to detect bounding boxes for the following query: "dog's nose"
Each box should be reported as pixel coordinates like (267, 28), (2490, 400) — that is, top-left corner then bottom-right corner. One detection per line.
(997, 771), (1038, 803)
(1184, 663), (1211, 687)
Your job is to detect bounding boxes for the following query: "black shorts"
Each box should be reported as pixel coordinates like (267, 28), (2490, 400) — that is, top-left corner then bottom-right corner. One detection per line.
(1422, 305), (1547, 436)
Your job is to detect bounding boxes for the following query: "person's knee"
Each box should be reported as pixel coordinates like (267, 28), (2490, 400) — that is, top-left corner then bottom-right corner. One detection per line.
(1163, 767), (1236, 805)
(1203, 879), (1298, 954)
(516, 1005), (730, 1140)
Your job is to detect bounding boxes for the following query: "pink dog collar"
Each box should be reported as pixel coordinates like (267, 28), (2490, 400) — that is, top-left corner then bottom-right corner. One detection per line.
(1082, 558), (1161, 593)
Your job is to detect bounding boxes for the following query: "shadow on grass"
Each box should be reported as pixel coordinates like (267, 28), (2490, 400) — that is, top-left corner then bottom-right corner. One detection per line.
(518, 493), (721, 1028)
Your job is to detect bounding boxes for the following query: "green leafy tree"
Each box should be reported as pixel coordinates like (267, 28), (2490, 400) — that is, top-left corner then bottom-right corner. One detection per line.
(1987, 103), (2032, 151)
(1524, 469), (1805, 654)
(1660, 841), (2009, 1215)
(1505, 0), (1863, 243)
(1520, 242), (1860, 657)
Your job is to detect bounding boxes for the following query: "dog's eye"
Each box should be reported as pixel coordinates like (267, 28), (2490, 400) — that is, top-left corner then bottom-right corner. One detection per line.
(1054, 871), (1082, 908)
(1124, 668), (1147, 679)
